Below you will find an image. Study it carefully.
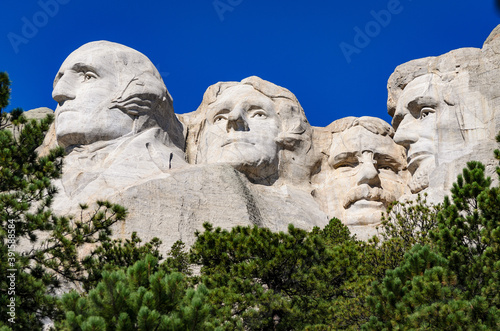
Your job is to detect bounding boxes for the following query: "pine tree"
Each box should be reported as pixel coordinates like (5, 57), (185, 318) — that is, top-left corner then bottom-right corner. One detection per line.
(58, 254), (213, 330)
(80, 231), (163, 291)
(190, 220), (371, 330)
(379, 193), (441, 252)
(0, 72), (133, 330)
(364, 157), (500, 329)
(0, 72), (10, 129)
(162, 240), (191, 275)
(432, 162), (493, 299)
(364, 245), (471, 330)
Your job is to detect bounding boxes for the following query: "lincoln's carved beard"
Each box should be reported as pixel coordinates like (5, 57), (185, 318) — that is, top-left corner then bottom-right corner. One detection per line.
(409, 157), (435, 193)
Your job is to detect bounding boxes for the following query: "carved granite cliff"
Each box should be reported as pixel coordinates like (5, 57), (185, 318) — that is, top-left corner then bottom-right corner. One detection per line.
(388, 25), (500, 203)
(33, 25), (500, 250)
(43, 45), (328, 250)
(312, 116), (409, 239)
(47, 41), (186, 211)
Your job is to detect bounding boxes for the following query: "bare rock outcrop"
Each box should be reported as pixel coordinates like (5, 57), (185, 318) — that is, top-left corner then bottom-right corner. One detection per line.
(387, 24), (500, 204)
(31, 25), (500, 250)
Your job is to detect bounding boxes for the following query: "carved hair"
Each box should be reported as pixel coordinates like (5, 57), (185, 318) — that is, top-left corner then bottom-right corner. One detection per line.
(184, 76), (315, 185)
(387, 34), (500, 146)
(58, 41), (184, 150)
(386, 48), (480, 118)
(328, 116), (395, 137)
(186, 76), (313, 159)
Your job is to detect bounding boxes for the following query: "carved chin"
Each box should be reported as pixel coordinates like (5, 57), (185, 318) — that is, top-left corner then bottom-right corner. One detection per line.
(205, 144), (279, 180)
(409, 160), (435, 193)
(342, 207), (384, 226)
(229, 157), (278, 182)
(56, 129), (84, 148)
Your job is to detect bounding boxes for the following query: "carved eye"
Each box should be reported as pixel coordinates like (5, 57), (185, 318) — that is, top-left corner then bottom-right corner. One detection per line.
(214, 115), (226, 123)
(82, 72), (97, 82)
(213, 110), (229, 123)
(420, 107), (435, 119)
(376, 156), (399, 172)
(335, 161), (358, 169)
(250, 108), (267, 119)
(378, 165), (395, 171)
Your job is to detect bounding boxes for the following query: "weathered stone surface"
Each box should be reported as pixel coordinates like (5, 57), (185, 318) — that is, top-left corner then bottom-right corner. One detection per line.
(35, 25), (500, 248)
(388, 24), (500, 203)
(24, 107), (53, 120)
(51, 162), (327, 252)
(48, 41), (187, 207)
(104, 164), (327, 251)
(4, 107), (53, 139)
(312, 117), (410, 239)
(42, 44), (328, 252)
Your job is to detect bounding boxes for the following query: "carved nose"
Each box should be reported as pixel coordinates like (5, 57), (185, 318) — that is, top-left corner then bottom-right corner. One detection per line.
(226, 107), (249, 132)
(393, 116), (419, 149)
(52, 78), (75, 106)
(356, 161), (381, 187)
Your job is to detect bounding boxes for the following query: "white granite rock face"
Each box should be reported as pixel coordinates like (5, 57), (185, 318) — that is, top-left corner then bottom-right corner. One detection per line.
(34, 25), (500, 249)
(311, 117), (410, 239)
(23, 107), (54, 120)
(107, 164), (328, 250)
(43, 43), (328, 253)
(48, 41), (186, 211)
(4, 107), (53, 139)
(387, 25), (500, 204)
(181, 76), (318, 188)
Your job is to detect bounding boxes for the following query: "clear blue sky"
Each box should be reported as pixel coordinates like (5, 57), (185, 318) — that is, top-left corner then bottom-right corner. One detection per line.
(1, 0), (498, 127)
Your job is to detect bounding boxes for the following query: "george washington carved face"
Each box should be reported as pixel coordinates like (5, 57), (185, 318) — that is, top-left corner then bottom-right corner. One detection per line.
(53, 41), (173, 149)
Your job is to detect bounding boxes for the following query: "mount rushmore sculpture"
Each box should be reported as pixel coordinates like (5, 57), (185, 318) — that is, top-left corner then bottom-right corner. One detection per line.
(37, 25), (500, 249)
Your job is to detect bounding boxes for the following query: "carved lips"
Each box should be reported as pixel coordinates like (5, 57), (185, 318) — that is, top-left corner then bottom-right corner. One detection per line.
(406, 151), (433, 173)
(56, 106), (78, 115)
(221, 139), (256, 147)
(343, 184), (396, 209)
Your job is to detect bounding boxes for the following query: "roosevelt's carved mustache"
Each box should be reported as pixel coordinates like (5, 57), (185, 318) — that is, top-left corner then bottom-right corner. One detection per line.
(343, 184), (397, 209)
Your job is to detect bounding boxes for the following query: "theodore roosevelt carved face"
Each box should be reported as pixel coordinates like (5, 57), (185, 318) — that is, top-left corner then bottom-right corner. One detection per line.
(327, 117), (407, 225)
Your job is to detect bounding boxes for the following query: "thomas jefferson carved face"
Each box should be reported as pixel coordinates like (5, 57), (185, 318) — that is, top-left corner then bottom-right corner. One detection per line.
(328, 124), (406, 225)
(198, 84), (281, 181)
